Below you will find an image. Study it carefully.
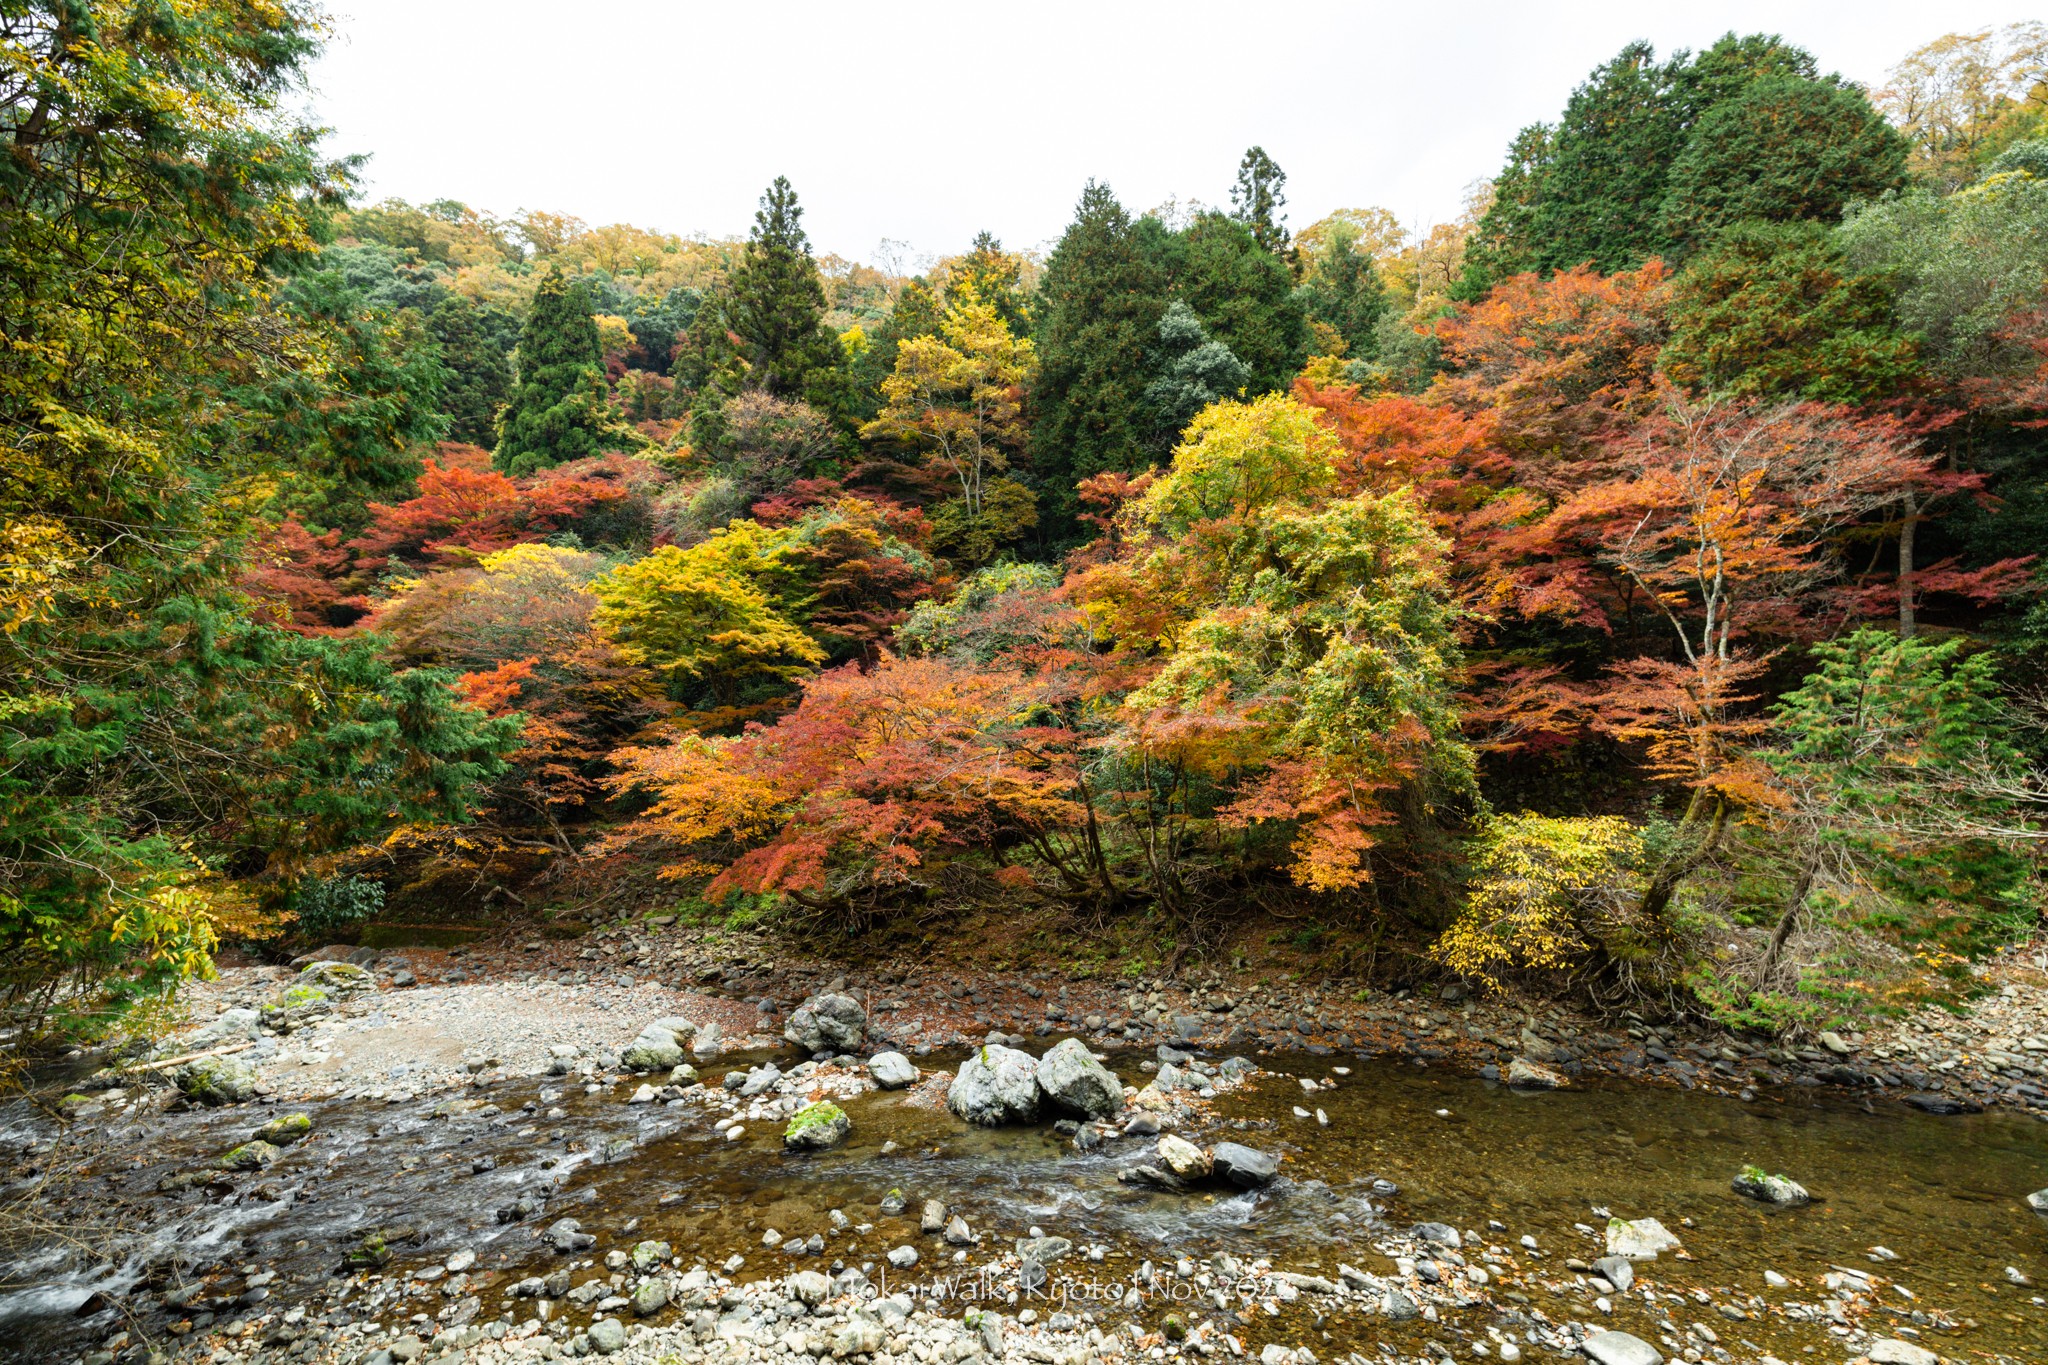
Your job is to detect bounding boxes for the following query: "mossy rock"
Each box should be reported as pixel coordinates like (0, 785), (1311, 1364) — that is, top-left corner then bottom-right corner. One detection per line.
(783, 1100), (851, 1151)
(276, 984), (330, 1009)
(175, 1055), (257, 1106)
(219, 1140), (282, 1171)
(254, 1112), (312, 1146)
(297, 960), (374, 994)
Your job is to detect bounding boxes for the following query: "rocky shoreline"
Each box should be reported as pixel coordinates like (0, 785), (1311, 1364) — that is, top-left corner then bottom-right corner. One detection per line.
(16, 928), (2048, 1365)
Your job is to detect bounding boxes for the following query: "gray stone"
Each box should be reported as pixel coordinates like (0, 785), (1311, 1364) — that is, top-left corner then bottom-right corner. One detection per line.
(585, 1318), (628, 1354)
(545, 1218), (595, 1254)
(867, 1051), (917, 1089)
(690, 1020), (723, 1058)
(739, 1064), (782, 1097)
(2028, 1187), (2048, 1216)
(170, 1007), (261, 1054)
(788, 1270), (831, 1305)
(920, 1199), (946, 1233)
(831, 1314), (885, 1358)
(1411, 1221), (1461, 1248)
(943, 1214), (972, 1245)
(1592, 1256), (1635, 1293)
(299, 960), (375, 994)
(630, 1240), (671, 1272)
(175, 1055), (257, 1106)
(1518, 1027), (1570, 1064)
(947, 1043), (1041, 1126)
(1379, 1288), (1419, 1321)
(1173, 1014), (1205, 1040)
(630, 1278), (668, 1316)
(621, 1020), (693, 1072)
(1035, 1038), (1124, 1118)
(785, 993), (866, 1053)
(1605, 1217), (1680, 1260)
(1580, 1332), (1661, 1365)
(887, 1245), (919, 1269)
(1731, 1167), (1809, 1206)
(1818, 1030), (1852, 1055)
(1867, 1340), (1938, 1365)
(1211, 1142), (1280, 1188)
(218, 1140), (281, 1171)
(1506, 1057), (1567, 1090)
(1015, 1235), (1072, 1264)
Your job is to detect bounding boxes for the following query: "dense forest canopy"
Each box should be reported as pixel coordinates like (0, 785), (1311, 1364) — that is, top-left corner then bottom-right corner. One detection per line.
(6, 5), (2048, 1041)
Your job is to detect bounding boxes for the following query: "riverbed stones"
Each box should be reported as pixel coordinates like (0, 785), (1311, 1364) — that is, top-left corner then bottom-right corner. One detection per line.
(545, 1218), (595, 1253)
(1519, 1027), (1570, 1064)
(947, 1043), (1042, 1125)
(920, 1199), (946, 1232)
(1731, 1166), (1810, 1206)
(630, 1278), (668, 1316)
(299, 959), (375, 994)
(1036, 1037), (1124, 1118)
(1867, 1341), (1937, 1365)
(1016, 1235), (1073, 1264)
(219, 1139), (281, 1171)
(170, 1007), (261, 1054)
(784, 1100), (851, 1151)
(2027, 1187), (2048, 1216)
(175, 1054), (258, 1106)
(1605, 1217), (1681, 1260)
(785, 992), (866, 1053)
(1157, 1134), (1212, 1179)
(789, 1270), (831, 1305)
(1581, 1330), (1662, 1365)
(585, 1318), (627, 1354)
(1904, 1091), (1982, 1115)
(1506, 1057), (1568, 1089)
(887, 1245), (919, 1269)
(1212, 1142), (1280, 1188)
(833, 1314), (886, 1358)
(867, 1050), (917, 1088)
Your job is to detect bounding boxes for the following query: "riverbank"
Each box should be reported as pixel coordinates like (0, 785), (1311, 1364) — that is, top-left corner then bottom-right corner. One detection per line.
(11, 927), (2048, 1365)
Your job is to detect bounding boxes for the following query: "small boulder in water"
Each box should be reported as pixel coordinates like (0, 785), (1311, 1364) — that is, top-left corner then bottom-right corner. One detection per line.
(947, 1044), (1041, 1126)
(1605, 1216), (1681, 1260)
(867, 1051), (917, 1089)
(176, 1055), (257, 1106)
(1580, 1331), (1663, 1365)
(253, 1113), (311, 1146)
(219, 1140), (281, 1171)
(1211, 1142), (1280, 1189)
(1036, 1037), (1124, 1119)
(1731, 1165), (1809, 1206)
(1156, 1134), (1212, 1179)
(784, 1101), (851, 1151)
(621, 1019), (694, 1072)
(1506, 1057), (1567, 1090)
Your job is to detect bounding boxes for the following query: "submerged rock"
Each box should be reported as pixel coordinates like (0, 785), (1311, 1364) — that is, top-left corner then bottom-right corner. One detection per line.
(1581, 1331), (1662, 1365)
(1605, 1217), (1681, 1260)
(785, 993), (866, 1053)
(1592, 1255), (1635, 1293)
(1867, 1340), (1938, 1365)
(947, 1043), (1041, 1126)
(784, 1101), (852, 1151)
(1506, 1057), (1567, 1090)
(1036, 1038), (1124, 1118)
(219, 1140), (281, 1171)
(1731, 1165), (1809, 1206)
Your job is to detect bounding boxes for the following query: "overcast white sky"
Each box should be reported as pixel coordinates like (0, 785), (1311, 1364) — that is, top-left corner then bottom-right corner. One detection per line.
(306, 2), (2032, 265)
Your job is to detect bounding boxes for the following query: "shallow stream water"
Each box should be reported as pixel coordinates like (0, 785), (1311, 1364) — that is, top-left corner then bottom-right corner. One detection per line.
(4, 1048), (2046, 1363)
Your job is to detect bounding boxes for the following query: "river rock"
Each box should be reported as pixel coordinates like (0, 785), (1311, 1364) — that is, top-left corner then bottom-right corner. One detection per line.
(631, 1278), (668, 1316)
(299, 960), (375, 995)
(691, 1020), (723, 1058)
(785, 993), (866, 1053)
(867, 1050), (917, 1089)
(1015, 1235), (1073, 1263)
(1518, 1026), (1570, 1064)
(1731, 1166), (1809, 1206)
(1581, 1331), (1662, 1365)
(1593, 1256), (1635, 1293)
(947, 1043), (1041, 1126)
(176, 1055), (257, 1106)
(1157, 1134), (1212, 1179)
(1036, 1037), (1124, 1118)
(1867, 1340), (1938, 1365)
(545, 1218), (595, 1253)
(1506, 1057), (1567, 1089)
(219, 1140), (281, 1171)
(585, 1318), (627, 1354)
(887, 1245), (919, 1269)
(621, 1019), (694, 1072)
(920, 1199), (946, 1232)
(1211, 1142), (1280, 1188)
(1605, 1217), (1680, 1260)
(1411, 1222), (1461, 1248)
(739, 1063), (782, 1097)
(169, 1007), (261, 1055)
(1903, 1091), (1982, 1115)
(251, 1113), (310, 1146)
(631, 1240), (671, 1271)
(784, 1101), (851, 1151)
(833, 1314), (886, 1358)
(2027, 1187), (2048, 1216)
(1379, 1288), (1420, 1321)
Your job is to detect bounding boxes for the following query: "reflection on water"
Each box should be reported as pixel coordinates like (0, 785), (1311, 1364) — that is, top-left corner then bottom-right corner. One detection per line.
(3, 1048), (2045, 1362)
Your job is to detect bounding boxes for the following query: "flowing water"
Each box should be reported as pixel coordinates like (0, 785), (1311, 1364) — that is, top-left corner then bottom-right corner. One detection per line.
(4, 1048), (2046, 1363)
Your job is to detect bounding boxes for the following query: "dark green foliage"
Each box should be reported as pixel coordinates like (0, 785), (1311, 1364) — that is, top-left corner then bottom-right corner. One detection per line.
(255, 269), (449, 530)
(847, 278), (943, 427)
(688, 177), (850, 453)
(622, 286), (700, 375)
(428, 294), (517, 447)
(1659, 77), (1909, 255)
(294, 874), (385, 940)
(1030, 182), (1171, 520)
(1143, 302), (1250, 449)
(1230, 145), (1290, 254)
(1988, 138), (2048, 178)
(1167, 212), (1308, 394)
(494, 267), (611, 475)
(1661, 220), (1918, 402)
(1459, 33), (1827, 293)
(1296, 226), (1389, 360)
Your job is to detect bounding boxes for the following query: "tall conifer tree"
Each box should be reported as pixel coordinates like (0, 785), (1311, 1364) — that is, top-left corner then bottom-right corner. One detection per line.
(494, 267), (610, 475)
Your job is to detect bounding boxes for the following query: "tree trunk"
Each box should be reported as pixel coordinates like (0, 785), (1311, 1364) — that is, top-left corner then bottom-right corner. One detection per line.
(1898, 489), (1917, 639)
(1757, 853), (1817, 984)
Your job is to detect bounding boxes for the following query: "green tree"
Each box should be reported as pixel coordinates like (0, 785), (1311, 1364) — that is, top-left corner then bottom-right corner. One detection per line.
(1295, 219), (1389, 360)
(493, 267), (612, 475)
(1661, 221), (1918, 402)
(690, 177), (850, 453)
(1230, 145), (1291, 254)
(1030, 182), (1172, 525)
(949, 231), (1031, 335)
(1658, 76), (1908, 255)
(1167, 212), (1308, 394)
(429, 293), (518, 448)
(1142, 302), (1250, 449)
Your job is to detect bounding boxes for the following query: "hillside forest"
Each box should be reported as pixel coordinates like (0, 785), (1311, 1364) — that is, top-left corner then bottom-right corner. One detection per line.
(7, 6), (2048, 1044)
